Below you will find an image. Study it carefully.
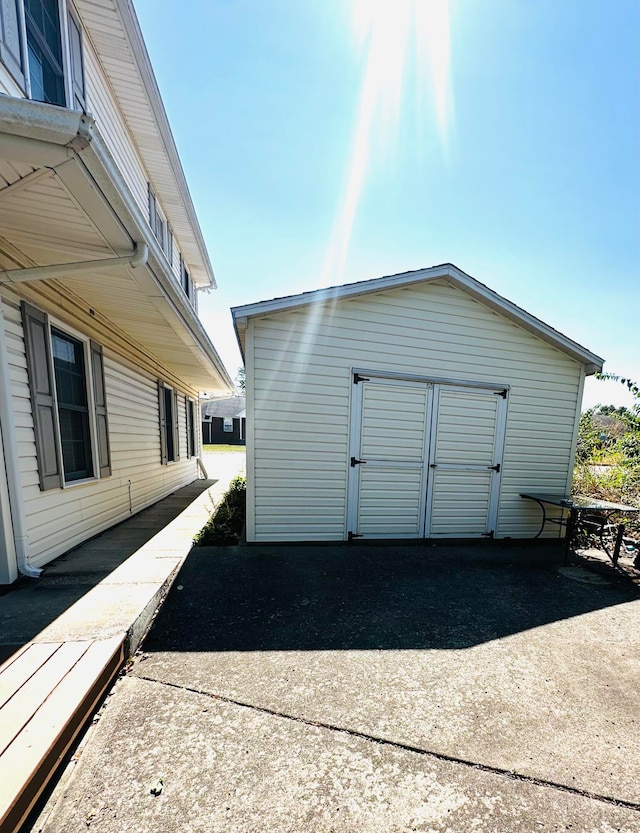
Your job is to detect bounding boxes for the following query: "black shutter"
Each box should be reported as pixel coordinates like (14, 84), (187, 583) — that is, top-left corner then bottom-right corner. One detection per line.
(0, 0), (26, 88)
(185, 395), (191, 457)
(173, 389), (180, 461)
(68, 11), (85, 110)
(21, 302), (62, 491)
(158, 381), (167, 465)
(90, 341), (111, 477)
(148, 184), (157, 235)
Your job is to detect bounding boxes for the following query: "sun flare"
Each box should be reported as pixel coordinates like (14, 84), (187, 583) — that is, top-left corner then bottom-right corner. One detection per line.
(320, 0), (454, 286)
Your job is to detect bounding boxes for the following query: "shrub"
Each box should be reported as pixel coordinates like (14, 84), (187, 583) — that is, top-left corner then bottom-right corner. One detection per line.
(193, 477), (246, 546)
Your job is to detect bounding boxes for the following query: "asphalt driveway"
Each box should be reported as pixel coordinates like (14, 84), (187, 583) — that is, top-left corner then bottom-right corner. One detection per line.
(37, 543), (640, 832)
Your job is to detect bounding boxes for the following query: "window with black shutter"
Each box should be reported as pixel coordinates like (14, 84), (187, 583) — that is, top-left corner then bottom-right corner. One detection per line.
(22, 302), (112, 489)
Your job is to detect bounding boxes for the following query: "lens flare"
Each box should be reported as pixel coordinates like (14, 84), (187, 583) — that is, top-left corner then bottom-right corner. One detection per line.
(320, 0), (455, 286)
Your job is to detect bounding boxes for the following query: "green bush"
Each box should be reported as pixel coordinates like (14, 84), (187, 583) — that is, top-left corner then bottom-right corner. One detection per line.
(193, 477), (246, 546)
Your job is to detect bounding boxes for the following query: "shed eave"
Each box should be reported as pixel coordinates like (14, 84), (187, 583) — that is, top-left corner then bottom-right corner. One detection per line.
(231, 263), (604, 373)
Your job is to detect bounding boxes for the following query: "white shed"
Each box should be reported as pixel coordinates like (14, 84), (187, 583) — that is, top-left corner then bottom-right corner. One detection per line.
(232, 264), (603, 543)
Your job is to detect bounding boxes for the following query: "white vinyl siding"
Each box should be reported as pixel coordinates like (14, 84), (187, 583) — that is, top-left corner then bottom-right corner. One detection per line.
(2, 289), (199, 567)
(248, 279), (581, 542)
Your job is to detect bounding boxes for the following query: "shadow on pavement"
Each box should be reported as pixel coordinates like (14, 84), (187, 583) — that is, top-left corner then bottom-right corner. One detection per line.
(144, 542), (639, 652)
(0, 480), (217, 656)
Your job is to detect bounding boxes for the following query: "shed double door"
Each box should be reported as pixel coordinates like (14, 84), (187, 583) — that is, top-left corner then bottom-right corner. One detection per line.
(348, 375), (507, 539)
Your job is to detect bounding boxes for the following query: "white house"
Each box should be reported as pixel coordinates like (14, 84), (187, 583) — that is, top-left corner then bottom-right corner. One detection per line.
(232, 264), (603, 543)
(0, 0), (232, 584)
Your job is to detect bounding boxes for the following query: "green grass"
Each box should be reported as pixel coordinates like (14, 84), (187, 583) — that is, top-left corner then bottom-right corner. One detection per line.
(202, 444), (246, 453)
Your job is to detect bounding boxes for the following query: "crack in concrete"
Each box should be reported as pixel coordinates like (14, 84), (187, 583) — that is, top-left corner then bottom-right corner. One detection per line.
(135, 673), (640, 813)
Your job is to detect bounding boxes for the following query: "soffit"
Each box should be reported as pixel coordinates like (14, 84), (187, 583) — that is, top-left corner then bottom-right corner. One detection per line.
(73, 0), (215, 288)
(0, 156), (228, 391)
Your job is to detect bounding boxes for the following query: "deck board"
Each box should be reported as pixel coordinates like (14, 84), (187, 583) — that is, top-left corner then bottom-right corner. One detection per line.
(0, 643), (60, 710)
(0, 643), (90, 755)
(0, 636), (124, 833)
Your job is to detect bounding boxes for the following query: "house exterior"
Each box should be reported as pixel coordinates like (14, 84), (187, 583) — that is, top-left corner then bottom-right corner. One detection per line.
(232, 264), (604, 543)
(0, 0), (232, 585)
(201, 395), (246, 445)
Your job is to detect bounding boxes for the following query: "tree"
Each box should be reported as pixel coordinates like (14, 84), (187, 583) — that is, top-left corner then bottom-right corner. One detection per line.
(236, 366), (246, 393)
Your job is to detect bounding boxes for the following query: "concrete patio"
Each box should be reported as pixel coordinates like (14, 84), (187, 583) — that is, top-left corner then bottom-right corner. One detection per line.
(32, 541), (640, 832)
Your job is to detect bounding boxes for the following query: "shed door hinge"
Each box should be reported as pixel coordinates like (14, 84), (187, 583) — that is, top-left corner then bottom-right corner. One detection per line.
(351, 456), (366, 467)
(489, 463), (501, 472)
(482, 530), (495, 538)
(494, 389), (508, 399)
(353, 373), (370, 384)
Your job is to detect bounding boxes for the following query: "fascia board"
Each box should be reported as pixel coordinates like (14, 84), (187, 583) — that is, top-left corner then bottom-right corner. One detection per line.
(446, 265), (604, 371)
(231, 263), (604, 373)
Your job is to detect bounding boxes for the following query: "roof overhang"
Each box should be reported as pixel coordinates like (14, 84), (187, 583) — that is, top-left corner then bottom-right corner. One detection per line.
(74, 0), (216, 290)
(231, 263), (604, 375)
(0, 98), (232, 393)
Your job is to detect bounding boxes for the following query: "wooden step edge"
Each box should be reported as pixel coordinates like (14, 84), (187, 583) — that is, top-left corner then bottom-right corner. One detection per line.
(1, 638), (125, 833)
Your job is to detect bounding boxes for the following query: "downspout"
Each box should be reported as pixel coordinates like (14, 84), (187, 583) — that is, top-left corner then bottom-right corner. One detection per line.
(0, 304), (40, 577)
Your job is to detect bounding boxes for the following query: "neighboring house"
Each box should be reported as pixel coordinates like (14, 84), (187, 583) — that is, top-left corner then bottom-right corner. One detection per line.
(201, 396), (246, 445)
(0, 0), (232, 585)
(232, 263), (604, 543)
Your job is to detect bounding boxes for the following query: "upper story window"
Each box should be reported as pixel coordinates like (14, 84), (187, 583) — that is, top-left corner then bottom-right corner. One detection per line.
(25, 0), (65, 105)
(0, 0), (85, 109)
(180, 255), (196, 310)
(148, 183), (173, 263)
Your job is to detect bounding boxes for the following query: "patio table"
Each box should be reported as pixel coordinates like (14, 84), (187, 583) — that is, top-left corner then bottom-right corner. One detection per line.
(520, 493), (639, 566)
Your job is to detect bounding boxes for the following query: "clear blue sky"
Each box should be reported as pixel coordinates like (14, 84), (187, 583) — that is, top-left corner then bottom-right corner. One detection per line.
(134, 0), (639, 409)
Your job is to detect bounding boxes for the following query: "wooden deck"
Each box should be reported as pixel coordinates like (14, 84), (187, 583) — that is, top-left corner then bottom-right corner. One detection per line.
(0, 637), (124, 833)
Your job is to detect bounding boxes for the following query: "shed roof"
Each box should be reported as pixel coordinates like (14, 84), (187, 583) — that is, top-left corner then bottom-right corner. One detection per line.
(231, 263), (604, 374)
(201, 396), (246, 419)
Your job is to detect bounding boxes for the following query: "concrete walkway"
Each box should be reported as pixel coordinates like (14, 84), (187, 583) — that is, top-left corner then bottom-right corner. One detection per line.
(33, 542), (640, 832)
(0, 451), (245, 833)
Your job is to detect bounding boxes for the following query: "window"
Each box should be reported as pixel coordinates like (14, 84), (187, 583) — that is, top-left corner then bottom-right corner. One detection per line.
(21, 302), (111, 490)
(25, 0), (65, 105)
(185, 397), (195, 458)
(180, 255), (195, 308)
(223, 417), (233, 433)
(148, 184), (173, 263)
(158, 382), (179, 464)
(51, 328), (92, 481)
(0, 0), (86, 109)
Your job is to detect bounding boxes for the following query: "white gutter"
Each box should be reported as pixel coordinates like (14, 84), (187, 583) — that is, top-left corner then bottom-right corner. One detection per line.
(0, 307), (40, 577)
(0, 243), (148, 283)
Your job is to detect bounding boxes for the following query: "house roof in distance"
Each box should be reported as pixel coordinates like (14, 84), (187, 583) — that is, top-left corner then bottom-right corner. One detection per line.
(201, 396), (246, 419)
(231, 262), (604, 374)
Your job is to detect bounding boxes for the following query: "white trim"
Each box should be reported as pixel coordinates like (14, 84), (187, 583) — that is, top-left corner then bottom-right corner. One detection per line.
(0, 298), (35, 578)
(488, 392), (508, 534)
(245, 319), (255, 541)
(423, 384), (440, 537)
(232, 264), (603, 372)
(565, 365), (586, 494)
(353, 368), (511, 392)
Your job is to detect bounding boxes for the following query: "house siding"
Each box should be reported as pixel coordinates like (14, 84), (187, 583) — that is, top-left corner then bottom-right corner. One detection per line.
(247, 279), (582, 542)
(2, 286), (200, 567)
